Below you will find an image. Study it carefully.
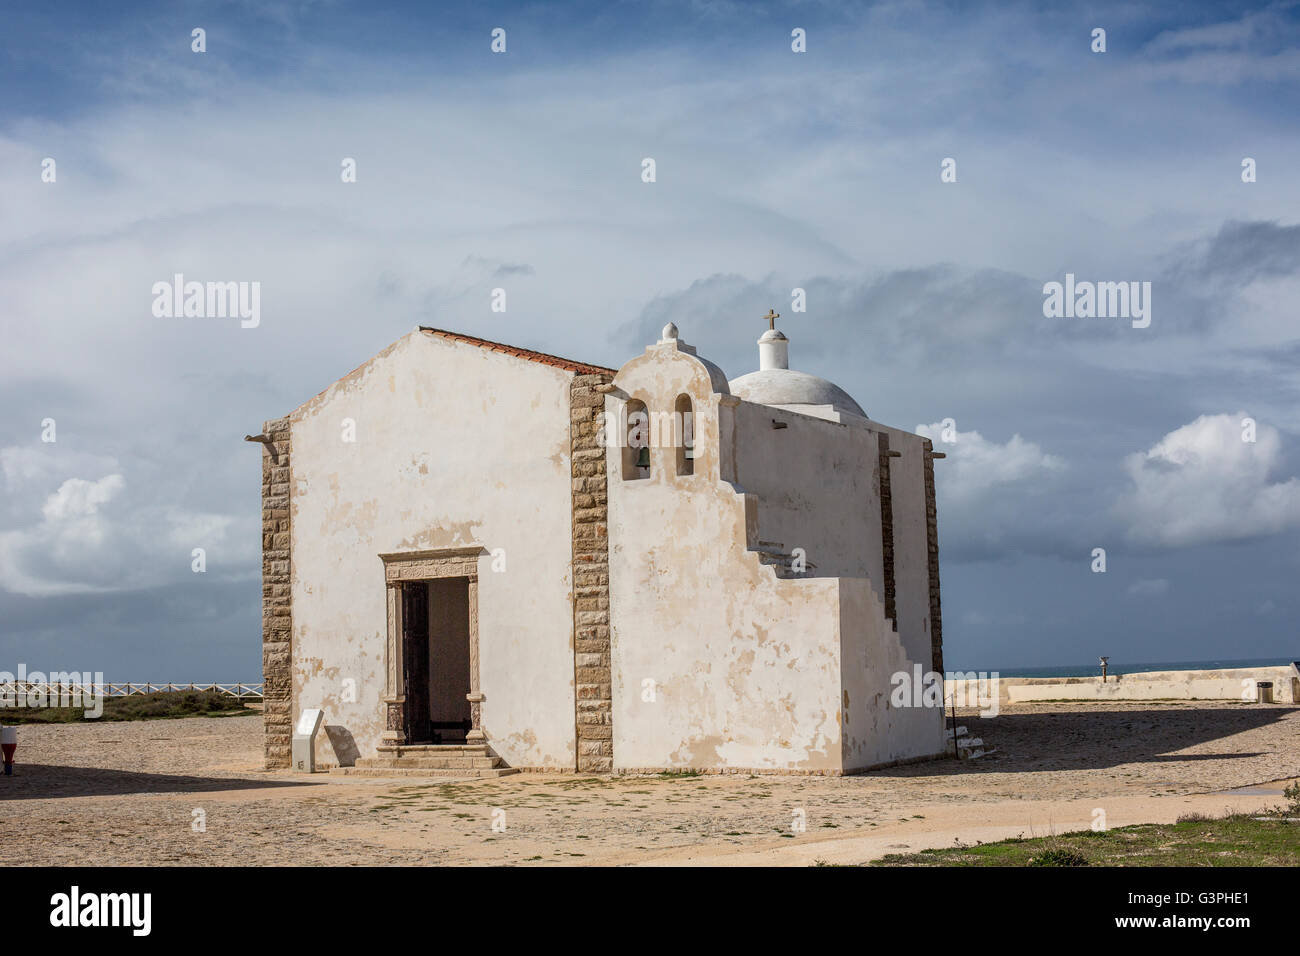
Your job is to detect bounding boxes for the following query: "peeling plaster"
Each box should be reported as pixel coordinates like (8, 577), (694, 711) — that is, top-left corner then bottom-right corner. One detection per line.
(287, 332), (578, 768)
(279, 326), (945, 775)
(607, 334), (947, 773)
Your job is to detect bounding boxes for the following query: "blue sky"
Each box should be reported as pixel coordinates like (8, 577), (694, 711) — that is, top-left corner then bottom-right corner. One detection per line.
(2, 0), (1298, 678)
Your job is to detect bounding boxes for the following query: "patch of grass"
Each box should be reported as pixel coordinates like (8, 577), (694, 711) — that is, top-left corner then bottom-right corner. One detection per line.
(871, 815), (1300, 867)
(1029, 847), (1089, 867)
(656, 770), (703, 778)
(1, 690), (256, 724)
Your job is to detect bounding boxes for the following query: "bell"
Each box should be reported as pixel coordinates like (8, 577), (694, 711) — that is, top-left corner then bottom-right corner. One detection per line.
(636, 446), (650, 468)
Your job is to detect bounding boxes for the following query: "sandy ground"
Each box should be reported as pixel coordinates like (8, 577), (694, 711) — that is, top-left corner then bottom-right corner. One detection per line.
(2, 701), (1298, 866)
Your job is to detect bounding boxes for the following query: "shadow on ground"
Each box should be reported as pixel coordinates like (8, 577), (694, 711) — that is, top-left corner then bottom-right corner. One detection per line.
(0, 764), (319, 800)
(874, 705), (1296, 779)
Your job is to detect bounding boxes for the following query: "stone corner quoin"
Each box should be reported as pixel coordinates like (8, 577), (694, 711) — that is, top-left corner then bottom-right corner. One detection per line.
(569, 372), (615, 773)
(260, 416), (292, 769)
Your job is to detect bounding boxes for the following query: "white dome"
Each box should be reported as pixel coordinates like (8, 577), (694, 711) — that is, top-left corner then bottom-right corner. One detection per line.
(728, 368), (866, 417)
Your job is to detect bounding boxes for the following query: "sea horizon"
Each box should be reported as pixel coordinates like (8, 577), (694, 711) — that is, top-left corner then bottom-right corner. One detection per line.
(948, 657), (1297, 680)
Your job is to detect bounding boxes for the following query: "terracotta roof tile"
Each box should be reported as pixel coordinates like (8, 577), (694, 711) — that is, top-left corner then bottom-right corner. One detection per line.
(419, 327), (615, 376)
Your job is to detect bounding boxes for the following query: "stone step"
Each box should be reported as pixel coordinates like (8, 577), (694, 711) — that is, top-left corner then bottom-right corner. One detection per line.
(375, 744), (490, 755)
(754, 549), (815, 575)
(331, 766), (520, 778)
(755, 551), (798, 576)
(355, 755), (501, 770)
(945, 724), (996, 760)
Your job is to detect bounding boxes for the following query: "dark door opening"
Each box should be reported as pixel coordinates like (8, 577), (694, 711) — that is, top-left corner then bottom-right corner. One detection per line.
(402, 578), (472, 744)
(401, 582), (431, 743)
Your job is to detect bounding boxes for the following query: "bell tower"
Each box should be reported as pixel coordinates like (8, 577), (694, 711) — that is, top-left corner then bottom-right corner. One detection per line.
(758, 309), (789, 370)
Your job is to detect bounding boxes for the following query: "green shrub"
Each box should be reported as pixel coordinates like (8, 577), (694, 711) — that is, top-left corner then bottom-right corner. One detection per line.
(1, 690), (255, 724)
(1283, 782), (1300, 816)
(1029, 847), (1089, 867)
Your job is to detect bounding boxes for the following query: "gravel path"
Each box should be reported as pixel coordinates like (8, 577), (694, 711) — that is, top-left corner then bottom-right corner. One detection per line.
(3, 701), (1297, 865)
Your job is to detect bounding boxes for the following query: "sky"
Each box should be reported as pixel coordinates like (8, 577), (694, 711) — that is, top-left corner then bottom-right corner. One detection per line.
(1, 0), (1298, 679)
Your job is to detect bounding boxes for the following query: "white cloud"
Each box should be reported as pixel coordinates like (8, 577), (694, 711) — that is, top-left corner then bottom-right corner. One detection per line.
(910, 422), (1077, 562)
(915, 422), (1065, 507)
(2, 1), (1297, 676)
(0, 449), (252, 597)
(1116, 413), (1300, 547)
(41, 474), (124, 520)
(1142, 4), (1300, 83)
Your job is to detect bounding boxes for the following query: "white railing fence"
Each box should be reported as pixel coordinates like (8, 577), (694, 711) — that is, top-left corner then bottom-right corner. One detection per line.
(0, 681), (264, 702)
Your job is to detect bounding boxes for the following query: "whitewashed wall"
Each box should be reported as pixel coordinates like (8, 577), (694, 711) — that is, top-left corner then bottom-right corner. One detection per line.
(948, 666), (1300, 704)
(607, 336), (946, 772)
(877, 424), (938, 670)
(288, 331), (577, 768)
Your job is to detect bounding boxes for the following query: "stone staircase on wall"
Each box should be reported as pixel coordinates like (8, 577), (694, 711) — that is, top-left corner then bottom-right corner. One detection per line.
(331, 744), (519, 778)
(752, 539), (804, 577)
(749, 539), (903, 634)
(947, 724), (995, 760)
(752, 538), (831, 579)
(737, 483), (901, 642)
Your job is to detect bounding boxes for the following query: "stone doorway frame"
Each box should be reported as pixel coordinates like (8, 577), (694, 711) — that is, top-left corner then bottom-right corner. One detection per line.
(378, 546), (485, 747)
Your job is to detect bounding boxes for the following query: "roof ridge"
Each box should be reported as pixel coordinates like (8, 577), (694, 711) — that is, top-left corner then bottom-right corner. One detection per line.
(418, 326), (615, 375)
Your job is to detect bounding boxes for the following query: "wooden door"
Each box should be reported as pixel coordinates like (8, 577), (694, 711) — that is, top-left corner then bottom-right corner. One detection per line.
(401, 582), (432, 743)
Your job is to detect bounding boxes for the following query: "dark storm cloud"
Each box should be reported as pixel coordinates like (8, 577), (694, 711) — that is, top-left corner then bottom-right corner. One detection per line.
(3, 0), (1298, 674)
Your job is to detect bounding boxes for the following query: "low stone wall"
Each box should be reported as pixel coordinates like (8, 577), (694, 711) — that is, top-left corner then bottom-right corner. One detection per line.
(945, 665), (1300, 705)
